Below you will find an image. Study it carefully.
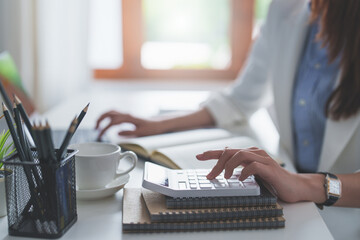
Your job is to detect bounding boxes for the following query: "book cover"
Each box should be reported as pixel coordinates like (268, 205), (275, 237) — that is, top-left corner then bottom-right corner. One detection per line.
(122, 188), (285, 233)
(142, 188), (283, 222)
(165, 181), (277, 209)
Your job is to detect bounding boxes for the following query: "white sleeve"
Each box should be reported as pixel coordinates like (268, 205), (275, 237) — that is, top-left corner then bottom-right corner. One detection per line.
(202, 1), (277, 128)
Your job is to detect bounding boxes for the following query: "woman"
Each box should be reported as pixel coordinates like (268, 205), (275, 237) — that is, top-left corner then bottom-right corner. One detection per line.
(96, 0), (360, 208)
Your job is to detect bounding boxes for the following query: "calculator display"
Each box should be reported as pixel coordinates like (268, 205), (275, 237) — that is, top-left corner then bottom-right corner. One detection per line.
(146, 162), (169, 187)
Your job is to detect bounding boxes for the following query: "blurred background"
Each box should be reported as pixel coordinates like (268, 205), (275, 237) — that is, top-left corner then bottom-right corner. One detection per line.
(0, 0), (271, 113)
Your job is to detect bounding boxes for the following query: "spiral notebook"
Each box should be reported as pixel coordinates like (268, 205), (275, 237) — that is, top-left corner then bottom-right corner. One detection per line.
(165, 180), (277, 209)
(141, 188), (283, 222)
(122, 188), (285, 233)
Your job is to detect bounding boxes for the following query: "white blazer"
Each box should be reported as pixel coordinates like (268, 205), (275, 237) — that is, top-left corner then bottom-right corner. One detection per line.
(205, 2), (360, 237)
(204, 0), (360, 174)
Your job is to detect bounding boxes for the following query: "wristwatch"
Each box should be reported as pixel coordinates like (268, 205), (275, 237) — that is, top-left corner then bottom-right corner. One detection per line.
(317, 172), (342, 209)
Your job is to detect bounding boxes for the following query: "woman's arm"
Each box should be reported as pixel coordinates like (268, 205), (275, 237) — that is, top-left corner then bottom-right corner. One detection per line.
(196, 147), (360, 208)
(160, 107), (215, 132)
(336, 173), (360, 207)
(96, 107), (215, 138)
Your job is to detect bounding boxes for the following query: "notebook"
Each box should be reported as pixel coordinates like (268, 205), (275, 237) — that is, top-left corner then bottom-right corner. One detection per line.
(122, 188), (285, 233)
(141, 188), (283, 222)
(165, 181), (277, 209)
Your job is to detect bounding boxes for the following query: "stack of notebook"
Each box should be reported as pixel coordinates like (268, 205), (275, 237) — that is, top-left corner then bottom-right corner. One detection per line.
(122, 183), (285, 233)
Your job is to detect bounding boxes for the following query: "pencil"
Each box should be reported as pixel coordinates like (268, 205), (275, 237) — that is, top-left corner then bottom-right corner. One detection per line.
(38, 124), (49, 164)
(14, 95), (34, 138)
(2, 102), (25, 161)
(13, 102), (35, 163)
(75, 102), (89, 131)
(45, 120), (56, 163)
(57, 117), (78, 161)
(0, 77), (14, 114)
(13, 103), (25, 147)
(3, 103), (45, 219)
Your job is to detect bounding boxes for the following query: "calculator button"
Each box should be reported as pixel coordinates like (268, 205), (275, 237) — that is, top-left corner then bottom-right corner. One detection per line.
(211, 180), (226, 188)
(198, 179), (211, 184)
(197, 176), (207, 180)
(242, 178), (254, 183)
(234, 168), (243, 173)
(227, 179), (239, 183)
(188, 179), (197, 184)
(199, 183), (212, 189)
(178, 182), (187, 190)
(190, 184), (197, 189)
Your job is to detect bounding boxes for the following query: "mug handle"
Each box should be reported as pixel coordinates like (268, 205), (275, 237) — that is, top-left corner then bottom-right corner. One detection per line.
(115, 151), (138, 177)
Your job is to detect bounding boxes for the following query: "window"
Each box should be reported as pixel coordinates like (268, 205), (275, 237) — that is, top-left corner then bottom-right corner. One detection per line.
(92, 0), (266, 80)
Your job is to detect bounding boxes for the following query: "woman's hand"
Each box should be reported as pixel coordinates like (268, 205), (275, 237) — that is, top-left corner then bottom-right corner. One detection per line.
(95, 111), (164, 139)
(95, 108), (216, 140)
(196, 147), (311, 203)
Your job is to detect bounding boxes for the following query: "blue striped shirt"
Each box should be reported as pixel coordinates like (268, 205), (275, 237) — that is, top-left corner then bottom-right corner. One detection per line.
(292, 20), (340, 173)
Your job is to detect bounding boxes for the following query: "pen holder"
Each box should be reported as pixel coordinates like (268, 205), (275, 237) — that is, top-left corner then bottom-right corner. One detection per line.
(1, 149), (78, 239)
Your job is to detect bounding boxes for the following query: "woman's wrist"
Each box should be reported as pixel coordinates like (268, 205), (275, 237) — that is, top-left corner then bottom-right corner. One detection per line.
(296, 173), (327, 203)
(158, 117), (179, 133)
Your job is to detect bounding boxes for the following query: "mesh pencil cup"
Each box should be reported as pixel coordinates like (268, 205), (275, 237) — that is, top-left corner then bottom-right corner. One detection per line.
(1, 149), (78, 239)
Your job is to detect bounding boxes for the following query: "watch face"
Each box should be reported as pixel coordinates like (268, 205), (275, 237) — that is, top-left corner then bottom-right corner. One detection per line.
(328, 179), (341, 196)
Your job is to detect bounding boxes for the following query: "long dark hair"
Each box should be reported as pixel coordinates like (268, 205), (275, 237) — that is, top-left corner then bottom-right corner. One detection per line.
(311, 0), (360, 120)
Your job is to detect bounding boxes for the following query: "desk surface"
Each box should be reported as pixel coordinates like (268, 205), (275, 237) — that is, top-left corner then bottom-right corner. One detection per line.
(0, 85), (334, 239)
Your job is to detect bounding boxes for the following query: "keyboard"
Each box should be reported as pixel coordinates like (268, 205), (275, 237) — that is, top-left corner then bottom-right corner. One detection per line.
(142, 162), (260, 198)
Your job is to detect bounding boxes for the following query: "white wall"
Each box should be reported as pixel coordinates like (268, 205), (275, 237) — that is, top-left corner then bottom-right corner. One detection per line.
(0, 0), (90, 113)
(35, 0), (90, 112)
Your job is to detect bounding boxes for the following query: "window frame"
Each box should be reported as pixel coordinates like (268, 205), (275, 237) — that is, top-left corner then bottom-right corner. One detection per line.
(94, 0), (254, 80)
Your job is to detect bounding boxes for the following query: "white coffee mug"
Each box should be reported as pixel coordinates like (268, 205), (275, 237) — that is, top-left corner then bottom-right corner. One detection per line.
(69, 142), (137, 190)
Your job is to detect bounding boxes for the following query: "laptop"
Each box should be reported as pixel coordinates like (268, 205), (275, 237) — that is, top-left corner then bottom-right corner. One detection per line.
(51, 128), (109, 148)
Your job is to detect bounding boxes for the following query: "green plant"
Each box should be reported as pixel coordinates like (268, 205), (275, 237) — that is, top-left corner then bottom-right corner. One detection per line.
(0, 129), (15, 169)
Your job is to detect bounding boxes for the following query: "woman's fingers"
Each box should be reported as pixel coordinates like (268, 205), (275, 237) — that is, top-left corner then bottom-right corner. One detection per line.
(239, 161), (271, 181)
(97, 121), (115, 139)
(196, 150), (225, 160)
(222, 150), (271, 178)
(197, 147), (275, 179)
(96, 112), (143, 138)
(95, 111), (116, 129)
(205, 148), (239, 179)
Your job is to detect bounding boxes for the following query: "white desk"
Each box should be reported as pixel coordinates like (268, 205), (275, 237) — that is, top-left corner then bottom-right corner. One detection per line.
(0, 84), (334, 239)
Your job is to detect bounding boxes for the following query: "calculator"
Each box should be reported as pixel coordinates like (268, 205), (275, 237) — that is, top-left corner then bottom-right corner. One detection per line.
(142, 162), (260, 198)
